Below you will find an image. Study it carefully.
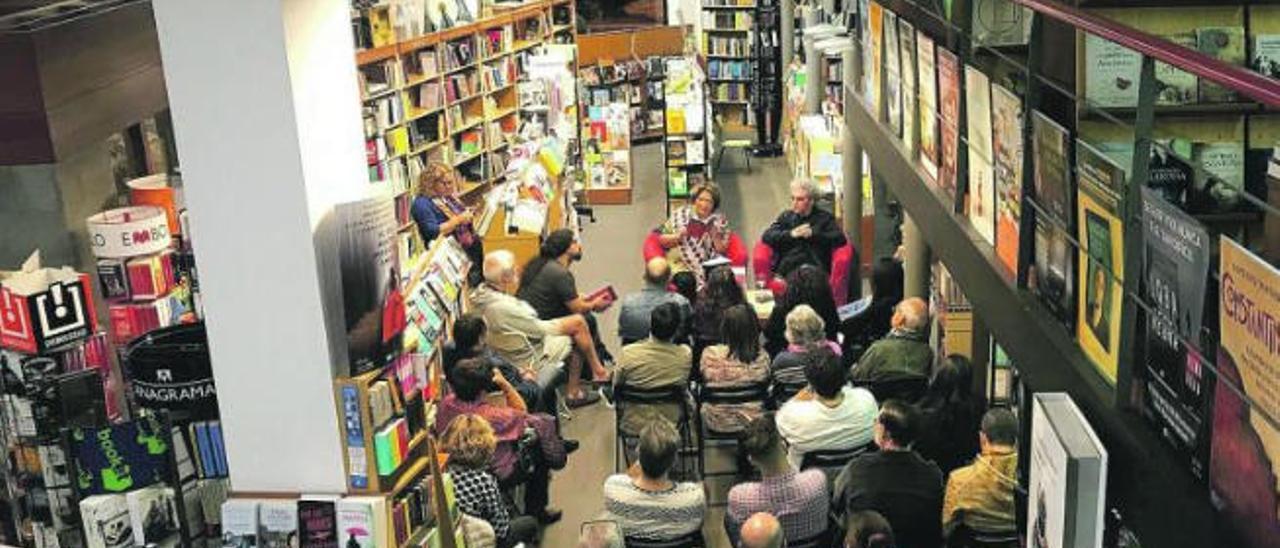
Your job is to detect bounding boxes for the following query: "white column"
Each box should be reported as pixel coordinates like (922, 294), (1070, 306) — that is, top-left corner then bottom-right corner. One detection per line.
(153, 0), (369, 493)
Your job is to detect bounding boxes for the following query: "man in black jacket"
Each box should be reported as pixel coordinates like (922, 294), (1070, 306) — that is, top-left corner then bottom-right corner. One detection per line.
(832, 400), (944, 548)
(762, 179), (847, 278)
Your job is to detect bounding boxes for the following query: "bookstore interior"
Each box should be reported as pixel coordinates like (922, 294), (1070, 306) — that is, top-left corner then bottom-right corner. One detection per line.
(2, 0), (1280, 546)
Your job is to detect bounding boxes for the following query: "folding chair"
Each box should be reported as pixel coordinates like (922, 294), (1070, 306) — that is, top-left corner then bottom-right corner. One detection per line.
(625, 530), (706, 548)
(613, 383), (698, 481)
(854, 377), (929, 405)
(494, 329), (574, 422)
(947, 524), (1019, 548)
(695, 380), (771, 504)
(799, 442), (877, 489)
(771, 379), (808, 407)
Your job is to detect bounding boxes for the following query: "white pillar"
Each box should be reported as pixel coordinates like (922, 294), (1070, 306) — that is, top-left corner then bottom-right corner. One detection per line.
(152, 0), (369, 493)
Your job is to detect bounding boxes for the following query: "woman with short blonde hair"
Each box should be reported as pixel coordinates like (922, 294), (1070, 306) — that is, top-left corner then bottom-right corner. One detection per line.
(441, 414), (538, 547)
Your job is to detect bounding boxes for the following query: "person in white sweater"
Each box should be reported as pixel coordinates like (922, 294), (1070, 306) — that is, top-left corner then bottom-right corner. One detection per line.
(776, 347), (878, 469)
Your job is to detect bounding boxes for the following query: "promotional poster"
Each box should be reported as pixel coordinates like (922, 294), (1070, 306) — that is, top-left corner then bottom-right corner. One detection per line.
(1031, 112), (1074, 324)
(964, 65), (996, 246)
(937, 48), (961, 200)
(1211, 238), (1280, 548)
(992, 84), (1024, 275)
(1139, 186), (1213, 479)
(916, 31), (939, 181)
(337, 197), (403, 376)
(1075, 140), (1127, 383)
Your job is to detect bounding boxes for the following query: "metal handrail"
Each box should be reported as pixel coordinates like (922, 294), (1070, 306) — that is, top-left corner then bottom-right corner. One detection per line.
(1007, 0), (1280, 107)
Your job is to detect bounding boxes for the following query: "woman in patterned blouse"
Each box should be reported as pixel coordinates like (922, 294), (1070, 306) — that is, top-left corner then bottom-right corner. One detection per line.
(655, 183), (730, 291)
(440, 414), (539, 548)
(699, 304), (770, 434)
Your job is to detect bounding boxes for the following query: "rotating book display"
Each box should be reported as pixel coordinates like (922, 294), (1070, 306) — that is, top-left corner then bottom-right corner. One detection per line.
(663, 56), (712, 215)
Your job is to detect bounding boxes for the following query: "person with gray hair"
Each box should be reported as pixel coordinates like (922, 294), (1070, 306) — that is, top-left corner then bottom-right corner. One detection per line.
(602, 421), (706, 542)
(770, 305), (843, 391)
(851, 296), (935, 386)
(762, 178), (847, 278)
(470, 249), (609, 408)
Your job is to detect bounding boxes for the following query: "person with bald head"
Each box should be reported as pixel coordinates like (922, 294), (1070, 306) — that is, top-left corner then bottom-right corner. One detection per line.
(851, 296), (935, 386)
(739, 513), (784, 548)
(617, 257), (692, 345)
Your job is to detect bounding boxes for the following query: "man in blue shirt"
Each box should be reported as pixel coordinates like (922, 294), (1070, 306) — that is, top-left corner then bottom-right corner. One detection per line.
(617, 257), (692, 345)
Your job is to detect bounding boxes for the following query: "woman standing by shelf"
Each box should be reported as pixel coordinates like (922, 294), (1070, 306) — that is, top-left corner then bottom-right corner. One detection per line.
(412, 162), (485, 284)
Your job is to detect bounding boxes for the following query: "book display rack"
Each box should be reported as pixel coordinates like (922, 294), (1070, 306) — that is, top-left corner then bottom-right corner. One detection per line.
(754, 0), (785, 154)
(702, 0), (758, 130)
(662, 57), (713, 215)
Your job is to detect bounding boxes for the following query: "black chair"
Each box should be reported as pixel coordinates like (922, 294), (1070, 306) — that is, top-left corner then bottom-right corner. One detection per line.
(799, 442), (877, 488)
(770, 379), (807, 407)
(789, 528), (834, 548)
(946, 523), (1019, 548)
(625, 530), (705, 548)
(613, 383), (698, 480)
(695, 380), (770, 501)
(856, 377), (929, 404)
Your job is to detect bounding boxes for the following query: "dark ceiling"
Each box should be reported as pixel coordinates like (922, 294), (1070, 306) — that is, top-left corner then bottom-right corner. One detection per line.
(0, 0), (140, 31)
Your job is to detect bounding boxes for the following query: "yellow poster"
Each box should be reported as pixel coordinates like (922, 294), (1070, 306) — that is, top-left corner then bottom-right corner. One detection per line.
(868, 1), (883, 118)
(1212, 237), (1280, 547)
(1075, 141), (1125, 383)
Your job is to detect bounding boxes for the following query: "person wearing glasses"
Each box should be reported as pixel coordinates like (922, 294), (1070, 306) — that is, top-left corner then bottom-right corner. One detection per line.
(761, 179), (847, 279)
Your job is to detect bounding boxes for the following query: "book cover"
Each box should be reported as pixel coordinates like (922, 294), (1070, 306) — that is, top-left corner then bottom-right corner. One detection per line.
(1155, 33), (1198, 105)
(965, 65), (996, 246)
(209, 421), (228, 477)
(1251, 34), (1280, 78)
(917, 31), (939, 181)
(937, 47), (961, 199)
(1147, 139), (1195, 207)
(258, 500), (298, 548)
(1084, 33), (1141, 108)
(221, 499), (260, 548)
(337, 497), (388, 548)
(69, 416), (170, 495)
(883, 10), (903, 138)
(1075, 139), (1127, 383)
(992, 83), (1024, 276)
(80, 494), (132, 548)
(1027, 393), (1108, 548)
(126, 485), (180, 547)
(1138, 186), (1212, 481)
(1196, 27), (1246, 102)
(1192, 141), (1245, 212)
(899, 20), (918, 156)
(96, 258), (130, 301)
(1031, 111), (1074, 324)
(298, 496), (340, 548)
(866, 1), (884, 115)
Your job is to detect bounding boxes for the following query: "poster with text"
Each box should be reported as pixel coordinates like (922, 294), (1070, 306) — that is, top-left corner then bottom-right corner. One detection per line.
(883, 10), (902, 138)
(338, 197), (403, 376)
(992, 84), (1024, 275)
(866, 1), (884, 116)
(1076, 140), (1126, 383)
(1031, 112), (1074, 325)
(898, 20), (917, 157)
(937, 48), (961, 200)
(965, 65), (996, 246)
(1139, 186), (1213, 480)
(1212, 238), (1280, 548)
(917, 32), (939, 181)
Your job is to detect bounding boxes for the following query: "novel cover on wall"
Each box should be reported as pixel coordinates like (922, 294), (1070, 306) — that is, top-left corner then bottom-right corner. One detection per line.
(1192, 140), (1246, 213)
(1027, 393), (1108, 548)
(972, 0), (1032, 47)
(899, 20), (918, 157)
(337, 197), (403, 376)
(1251, 34), (1280, 78)
(937, 48), (961, 200)
(1084, 33), (1141, 109)
(867, 1), (884, 117)
(1139, 186), (1213, 481)
(1031, 112), (1074, 325)
(1076, 140), (1127, 384)
(1147, 140), (1195, 208)
(1155, 32), (1198, 105)
(965, 65), (996, 246)
(992, 84), (1024, 275)
(1196, 27), (1246, 103)
(917, 32), (939, 181)
(1212, 238), (1280, 548)
(884, 10), (903, 138)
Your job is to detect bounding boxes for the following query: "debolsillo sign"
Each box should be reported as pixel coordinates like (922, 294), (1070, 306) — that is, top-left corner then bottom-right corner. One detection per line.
(85, 206), (172, 258)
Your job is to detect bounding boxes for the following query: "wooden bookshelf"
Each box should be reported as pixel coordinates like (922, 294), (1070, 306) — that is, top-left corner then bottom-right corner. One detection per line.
(355, 0), (576, 192)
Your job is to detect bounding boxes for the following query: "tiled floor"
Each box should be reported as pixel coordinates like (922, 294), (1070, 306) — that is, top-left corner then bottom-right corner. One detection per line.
(539, 142), (792, 547)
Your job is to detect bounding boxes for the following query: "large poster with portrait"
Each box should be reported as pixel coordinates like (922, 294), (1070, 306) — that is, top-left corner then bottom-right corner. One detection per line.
(1211, 238), (1280, 548)
(337, 197), (403, 376)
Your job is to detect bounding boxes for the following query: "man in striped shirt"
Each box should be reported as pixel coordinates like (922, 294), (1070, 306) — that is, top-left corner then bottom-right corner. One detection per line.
(602, 420), (706, 541)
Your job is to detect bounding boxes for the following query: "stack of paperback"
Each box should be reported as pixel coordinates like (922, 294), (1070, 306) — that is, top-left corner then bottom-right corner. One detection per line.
(87, 206), (193, 345)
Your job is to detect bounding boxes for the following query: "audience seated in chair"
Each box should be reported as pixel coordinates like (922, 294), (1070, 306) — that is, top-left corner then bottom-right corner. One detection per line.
(726, 414), (828, 546)
(439, 414), (540, 548)
(470, 249), (609, 408)
(517, 228), (614, 364)
(653, 182), (733, 291)
(833, 400), (944, 548)
(776, 347), (877, 469)
(917, 356), (988, 476)
(763, 265), (841, 357)
(739, 512), (784, 548)
(851, 297), (935, 389)
(758, 179), (849, 289)
(434, 357), (570, 525)
(942, 408), (1019, 541)
(614, 303), (694, 436)
(692, 265), (747, 354)
(844, 510), (897, 548)
(771, 305), (842, 399)
(618, 257), (693, 346)
(443, 313), (545, 414)
(698, 304), (770, 434)
(603, 421), (707, 542)
(839, 258), (904, 361)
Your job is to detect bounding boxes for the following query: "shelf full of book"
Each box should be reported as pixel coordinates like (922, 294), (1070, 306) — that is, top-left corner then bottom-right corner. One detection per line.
(702, 0), (757, 129)
(662, 57), (712, 215)
(354, 0), (576, 201)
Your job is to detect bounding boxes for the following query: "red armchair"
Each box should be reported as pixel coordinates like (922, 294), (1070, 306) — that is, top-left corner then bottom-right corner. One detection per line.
(643, 231), (749, 267)
(752, 239), (856, 305)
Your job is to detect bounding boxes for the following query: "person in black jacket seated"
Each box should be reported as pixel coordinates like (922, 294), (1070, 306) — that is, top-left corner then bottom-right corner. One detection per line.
(443, 313), (546, 414)
(832, 399), (944, 548)
(762, 179), (847, 278)
(764, 264), (840, 357)
(915, 355), (987, 476)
